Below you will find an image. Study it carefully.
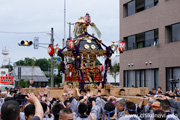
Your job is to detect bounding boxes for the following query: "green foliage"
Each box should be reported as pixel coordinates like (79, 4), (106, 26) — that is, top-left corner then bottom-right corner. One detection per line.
(2, 65), (13, 71)
(54, 76), (62, 86)
(15, 57), (51, 71)
(24, 58), (34, 66)
(54, 63), (62, 85)
(15, 57), (63, 86)
(19, 79), (28, 87)
(45, 61), (62, 86)
(108, 63), (120, 83)
(16, 60), (25, 66)
(35, 58), (50, 71)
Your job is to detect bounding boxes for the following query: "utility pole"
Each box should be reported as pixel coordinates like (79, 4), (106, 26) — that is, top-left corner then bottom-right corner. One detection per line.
(67, 22), (74, 39)
(63, 0), (66, 48)
(8, 58), (10, 73)
(51, 28), (54, 87)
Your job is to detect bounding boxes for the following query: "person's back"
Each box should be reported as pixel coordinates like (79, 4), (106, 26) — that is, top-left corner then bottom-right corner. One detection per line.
(166, 114), (180, 120)
(52, 103), (64, 120)
(154, 110), (166, 120)
(1, 100), (20, 120)
(24, 103), (35, 120)
(167, 97), (180, 118)
(104, 102), (116, 120)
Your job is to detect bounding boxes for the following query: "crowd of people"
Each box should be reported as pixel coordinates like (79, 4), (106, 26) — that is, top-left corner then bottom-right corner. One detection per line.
(0, 84), (180, 120)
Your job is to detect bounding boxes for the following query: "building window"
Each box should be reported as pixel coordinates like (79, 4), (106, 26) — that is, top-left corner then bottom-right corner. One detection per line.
(136, 33), (145, 49)
(172, 23), (180, 42)
(145, 0), (154, 9)
(166, 68), (180, 91)
(127, 0), (136, 16)
(124, 0), (158, 17)
(124, 69), (159, 90)
(136, 0), (145, 13)
(166, 22), (180, 42)
(125, 29), (158, 50)
(127, 35), (136, 50)
(145, 30), (154, 47)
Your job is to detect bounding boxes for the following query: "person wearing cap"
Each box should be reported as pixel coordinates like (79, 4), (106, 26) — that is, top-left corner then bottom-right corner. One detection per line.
(118, 101), (140, 120)
(151, 101), (161, 112)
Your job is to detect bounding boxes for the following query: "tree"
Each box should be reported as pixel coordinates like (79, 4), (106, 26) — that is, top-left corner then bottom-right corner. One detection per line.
(35, 58), (50, 71)
(54, 62), (62, 86)
(2, 65), (13, 71)
(16, 60), (25, 66)
(15, 57), (51, 71)
(19, 79), (28, 88)
(24, 58), (34, 66)
(108, 63), (120, 84)
(45, 59), (62, 86)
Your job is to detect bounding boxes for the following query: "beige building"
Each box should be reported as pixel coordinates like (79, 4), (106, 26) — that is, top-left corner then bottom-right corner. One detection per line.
(120, 0), (180, 92)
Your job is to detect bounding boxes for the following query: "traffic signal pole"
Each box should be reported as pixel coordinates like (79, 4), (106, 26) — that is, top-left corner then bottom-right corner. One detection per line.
(51, 28), (54, 87)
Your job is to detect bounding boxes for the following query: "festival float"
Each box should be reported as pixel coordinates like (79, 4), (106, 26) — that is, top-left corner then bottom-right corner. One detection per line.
(55, 13), (123, 89)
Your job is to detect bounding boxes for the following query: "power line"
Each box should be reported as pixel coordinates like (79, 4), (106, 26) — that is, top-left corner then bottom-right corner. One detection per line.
(54, 33), (61, 41)
(0, 31), (50, 34)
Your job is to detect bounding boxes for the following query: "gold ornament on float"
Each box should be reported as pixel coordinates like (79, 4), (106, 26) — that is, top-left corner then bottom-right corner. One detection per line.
(84, 44), (89, 49)
(91, 44), (96, 50)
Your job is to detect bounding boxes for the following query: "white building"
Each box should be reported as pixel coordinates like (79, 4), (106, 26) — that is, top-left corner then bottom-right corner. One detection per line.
(0, 68), (9, 76)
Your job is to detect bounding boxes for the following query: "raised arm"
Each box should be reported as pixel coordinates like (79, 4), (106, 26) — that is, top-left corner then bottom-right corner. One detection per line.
(26, 93), (44, 120)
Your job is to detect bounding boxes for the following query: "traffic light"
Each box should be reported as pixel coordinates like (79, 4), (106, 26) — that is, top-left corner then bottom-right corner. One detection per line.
(18, 40), (33, 46)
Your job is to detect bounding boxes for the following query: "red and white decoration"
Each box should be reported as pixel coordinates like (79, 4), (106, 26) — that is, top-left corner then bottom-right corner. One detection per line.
(30, 79), (34, 85)
(66, 39), (73, 50)
(84, 13), (91, 25)
(98, 65), (104, 72)
(48, 46), (54, 56)
(66, 64), (73, 69)
(118, 42), (125, 53)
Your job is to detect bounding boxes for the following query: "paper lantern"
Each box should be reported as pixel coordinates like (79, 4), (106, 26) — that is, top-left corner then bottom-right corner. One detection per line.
(66, 39), (73, 50)
(48, 46), (54, 56)
(118, 42), (125, 53)
(84, 13), (91, 26)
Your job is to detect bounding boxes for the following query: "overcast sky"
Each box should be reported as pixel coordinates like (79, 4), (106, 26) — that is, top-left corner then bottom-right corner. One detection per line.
(0, 0), (119, 66)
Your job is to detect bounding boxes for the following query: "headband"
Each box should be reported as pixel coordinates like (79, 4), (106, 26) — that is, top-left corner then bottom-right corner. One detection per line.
(104, 110), (115, 120)
(19, 99), (28, 108)
(125, 105), (136, 112)
(54, 113), (60, 116)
